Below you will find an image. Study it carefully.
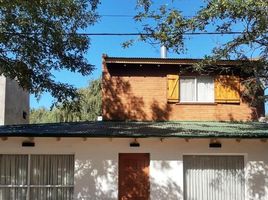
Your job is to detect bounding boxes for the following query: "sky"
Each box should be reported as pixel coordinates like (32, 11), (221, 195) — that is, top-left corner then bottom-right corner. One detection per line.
(30, 0), (267, 113)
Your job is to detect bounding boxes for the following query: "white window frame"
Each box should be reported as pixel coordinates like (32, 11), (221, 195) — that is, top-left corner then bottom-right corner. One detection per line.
(180, 76), (214, 103)
(0, 154), (74, 200)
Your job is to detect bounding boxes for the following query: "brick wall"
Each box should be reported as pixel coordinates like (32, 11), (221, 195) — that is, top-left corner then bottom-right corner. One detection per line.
(102, 61), (264, 121)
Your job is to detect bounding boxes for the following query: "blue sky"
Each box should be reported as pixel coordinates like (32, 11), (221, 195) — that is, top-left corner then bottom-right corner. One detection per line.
(31, 0), (267, 113)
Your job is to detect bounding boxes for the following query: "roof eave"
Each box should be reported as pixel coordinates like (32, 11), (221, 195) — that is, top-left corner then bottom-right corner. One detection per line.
(104, 57), (245, 66)
(0, 133), (267, 139)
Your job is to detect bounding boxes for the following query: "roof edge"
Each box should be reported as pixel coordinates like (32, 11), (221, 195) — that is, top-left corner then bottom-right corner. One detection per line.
(1, 134), (268, 139)
(103, 56), (255, 66)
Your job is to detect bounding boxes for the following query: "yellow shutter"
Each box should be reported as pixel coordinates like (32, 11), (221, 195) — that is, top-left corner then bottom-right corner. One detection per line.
(167, 74), (179, 102)
(215, 75), (240, 103)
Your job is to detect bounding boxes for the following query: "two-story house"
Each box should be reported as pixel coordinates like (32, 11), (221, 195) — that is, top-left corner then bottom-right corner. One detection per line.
(0, 55), (267, 200)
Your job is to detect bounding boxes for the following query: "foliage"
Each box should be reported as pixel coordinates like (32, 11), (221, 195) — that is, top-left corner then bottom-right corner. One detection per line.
(132, 0), (268, 104)
(30, 78), (101, 123)
(0, 0), (100, 106)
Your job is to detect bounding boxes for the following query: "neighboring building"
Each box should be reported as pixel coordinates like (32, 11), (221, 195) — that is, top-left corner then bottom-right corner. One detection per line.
(0, 75), (29, 125)
(0, 56), (267, 200)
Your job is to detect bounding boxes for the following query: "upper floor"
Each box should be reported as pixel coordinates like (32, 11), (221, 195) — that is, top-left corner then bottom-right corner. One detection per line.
(102, 55), (264, 121)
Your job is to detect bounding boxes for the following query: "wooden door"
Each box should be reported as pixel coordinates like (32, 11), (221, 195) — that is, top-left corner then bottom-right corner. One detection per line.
(119, 153), (150, 200)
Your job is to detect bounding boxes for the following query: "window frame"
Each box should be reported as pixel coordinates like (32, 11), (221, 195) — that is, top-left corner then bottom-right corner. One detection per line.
(180, 76), (215, 103)
(0, 154), (74, 200)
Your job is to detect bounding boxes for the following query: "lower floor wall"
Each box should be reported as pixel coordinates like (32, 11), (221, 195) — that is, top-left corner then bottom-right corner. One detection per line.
(0, 137), (267, 200)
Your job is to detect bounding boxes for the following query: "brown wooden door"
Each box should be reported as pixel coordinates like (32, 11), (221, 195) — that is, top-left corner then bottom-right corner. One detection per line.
(119, 153), (150, 200)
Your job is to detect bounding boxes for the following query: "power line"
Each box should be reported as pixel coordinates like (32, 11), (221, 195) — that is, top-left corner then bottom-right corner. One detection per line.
(100, 14), (194, 18)
(1, 31), (244, 36)
(78, 33), (147, 36)
(101, 14), (135, 18)
(76, 31), (243, 36)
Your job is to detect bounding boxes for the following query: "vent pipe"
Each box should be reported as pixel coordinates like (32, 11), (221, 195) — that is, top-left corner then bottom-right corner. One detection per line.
(160, 45), (167, 58)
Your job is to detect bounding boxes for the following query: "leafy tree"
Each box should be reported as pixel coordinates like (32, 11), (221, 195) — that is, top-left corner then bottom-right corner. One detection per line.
(30, 107), (59, 124)
(0, 0), (100, 105)
(30, 78), (101, 123)
(30, 107), (48, 124)
(134, 0), (268, 104)
(78, 78), (102, 121)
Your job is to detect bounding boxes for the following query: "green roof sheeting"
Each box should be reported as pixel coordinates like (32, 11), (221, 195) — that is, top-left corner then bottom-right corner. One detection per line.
(0, 121), (267, 138)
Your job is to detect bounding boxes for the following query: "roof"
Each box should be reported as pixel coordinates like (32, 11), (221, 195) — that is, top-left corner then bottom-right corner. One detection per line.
(103, 55), (246, 66)
(0, 121), (268, 138)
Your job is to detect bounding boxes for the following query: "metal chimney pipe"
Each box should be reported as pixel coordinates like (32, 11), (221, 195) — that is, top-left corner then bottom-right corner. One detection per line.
(160, 45), (167, 58)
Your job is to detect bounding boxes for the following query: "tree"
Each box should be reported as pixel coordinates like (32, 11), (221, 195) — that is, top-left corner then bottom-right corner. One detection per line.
(30, 78), (101, 123)
(30, 107), (59, 124)
(0, 0), (100, 105)
(78, 78), (102, 121)
(134, 0), (268, 104)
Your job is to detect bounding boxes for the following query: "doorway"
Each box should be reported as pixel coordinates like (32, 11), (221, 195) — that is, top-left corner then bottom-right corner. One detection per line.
(118, 153), (150, 200)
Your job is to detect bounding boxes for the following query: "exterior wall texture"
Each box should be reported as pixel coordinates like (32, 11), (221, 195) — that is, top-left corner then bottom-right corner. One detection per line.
(0, 137), (267, 200)
(0, 76), (6, 125)
(102, 62), (264, 121)
(0, 76), (29, 125)
(4, 77), (29, 125)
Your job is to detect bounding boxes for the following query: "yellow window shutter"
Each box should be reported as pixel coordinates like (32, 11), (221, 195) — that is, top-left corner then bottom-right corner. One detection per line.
(215, 75), (240, 103)
(167, 74), (179, 102)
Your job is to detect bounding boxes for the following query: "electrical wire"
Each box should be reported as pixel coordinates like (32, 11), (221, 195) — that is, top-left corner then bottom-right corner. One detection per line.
(1, 31), (244, 36)
(76, 32), (243, 36)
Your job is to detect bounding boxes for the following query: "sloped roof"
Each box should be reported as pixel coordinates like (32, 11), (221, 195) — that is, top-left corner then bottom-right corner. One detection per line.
(103, 56), (245, 66)
(0, 121), (267, 138)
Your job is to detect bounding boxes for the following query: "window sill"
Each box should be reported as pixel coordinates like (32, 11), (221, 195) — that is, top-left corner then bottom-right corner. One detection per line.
(176, 102), (217, 105)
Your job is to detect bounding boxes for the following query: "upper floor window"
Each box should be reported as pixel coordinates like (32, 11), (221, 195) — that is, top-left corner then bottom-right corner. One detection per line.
(167, 74), (240, 104)
(180, 77), (214, 103)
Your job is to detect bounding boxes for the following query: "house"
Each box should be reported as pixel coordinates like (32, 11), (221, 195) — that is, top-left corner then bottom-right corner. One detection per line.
(0, 56), (267, 200)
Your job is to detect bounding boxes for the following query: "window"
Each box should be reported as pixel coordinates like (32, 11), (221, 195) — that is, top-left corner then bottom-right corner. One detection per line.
(167, 74), (240, 103)
(0, 155), (28, 199)
(0, 154), (74, 200)
(180, 76), (214, 102)
(183, 155), (245, 200)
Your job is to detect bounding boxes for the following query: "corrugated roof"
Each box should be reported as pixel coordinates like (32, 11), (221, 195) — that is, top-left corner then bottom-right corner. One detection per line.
(0, 121), (267, 138)
(103, 56), (244, 66)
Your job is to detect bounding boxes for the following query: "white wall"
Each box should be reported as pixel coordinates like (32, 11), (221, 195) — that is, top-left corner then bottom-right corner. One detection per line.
(0, 76), (6, 125)
(0, 137), (267, 200)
